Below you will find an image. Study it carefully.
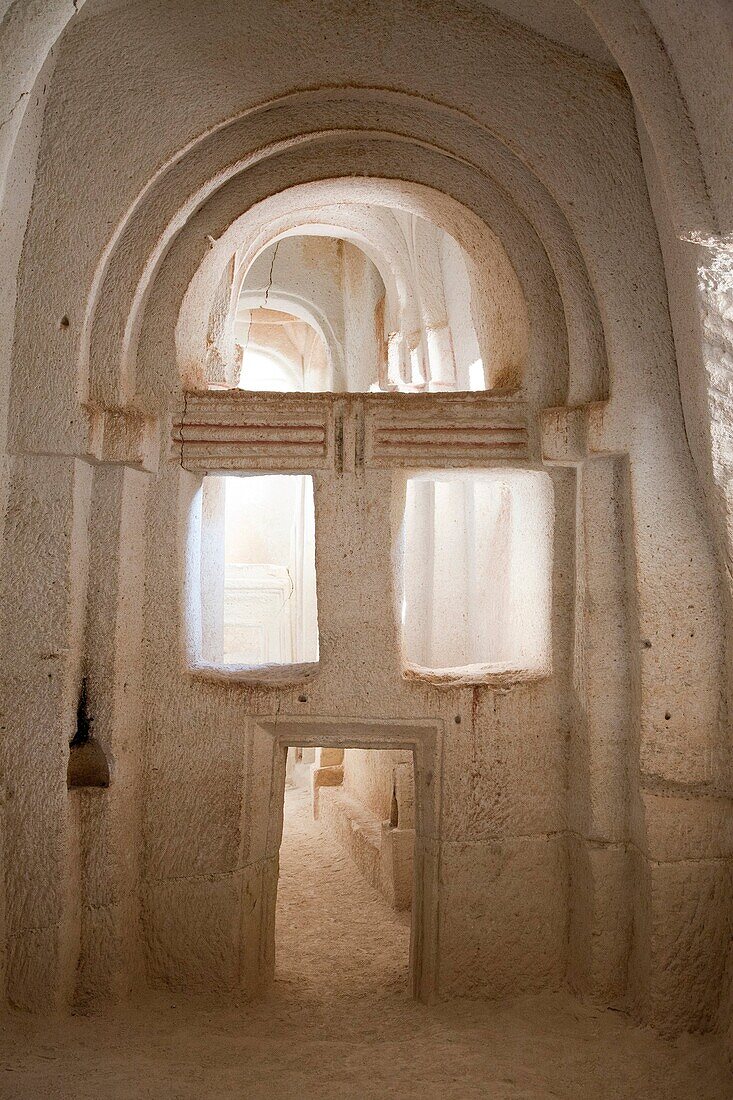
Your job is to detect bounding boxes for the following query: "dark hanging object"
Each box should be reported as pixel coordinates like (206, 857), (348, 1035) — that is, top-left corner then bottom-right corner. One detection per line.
(70, 677), (92, 747)
(67, 678), (110, 789)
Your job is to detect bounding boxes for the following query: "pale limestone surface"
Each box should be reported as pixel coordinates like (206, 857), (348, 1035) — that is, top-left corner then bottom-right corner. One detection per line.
(0, 0), (732, 1087)
(318, 746), (415, 909)
(1, 787), (731, 1099)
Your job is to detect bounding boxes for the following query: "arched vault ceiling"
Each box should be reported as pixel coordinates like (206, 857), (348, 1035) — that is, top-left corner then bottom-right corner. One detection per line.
(75, 0), (618, 68)
(479, 0), (618, 67)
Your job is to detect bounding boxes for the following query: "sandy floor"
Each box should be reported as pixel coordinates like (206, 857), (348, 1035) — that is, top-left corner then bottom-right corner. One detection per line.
(1, 784), (731, 1099)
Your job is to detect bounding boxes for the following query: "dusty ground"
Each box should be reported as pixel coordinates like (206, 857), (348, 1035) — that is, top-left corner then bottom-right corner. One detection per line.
(1, 785), (731, 1099)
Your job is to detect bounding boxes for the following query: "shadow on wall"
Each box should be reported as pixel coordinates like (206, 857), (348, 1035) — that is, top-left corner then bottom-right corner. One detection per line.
(67, 679), (110, 789)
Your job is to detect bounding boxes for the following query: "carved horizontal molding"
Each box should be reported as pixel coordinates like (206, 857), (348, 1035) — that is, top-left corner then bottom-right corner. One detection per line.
(173, 391), (529, 472)
(365, 394), (528, 466)
(173, 392), (333, 471)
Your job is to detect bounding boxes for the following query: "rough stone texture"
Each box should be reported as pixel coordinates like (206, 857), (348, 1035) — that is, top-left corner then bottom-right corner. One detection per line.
(0, 0), (732, 1086)
(2, 785), (732, 1098)
(0, 456), (91, 1009)
(317, 745), (416, 910)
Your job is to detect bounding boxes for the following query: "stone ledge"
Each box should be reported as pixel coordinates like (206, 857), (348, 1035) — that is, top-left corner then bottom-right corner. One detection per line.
(319, 787), (414, 910)
(403, 661), (550, 688)
(187, 660), (319, 685)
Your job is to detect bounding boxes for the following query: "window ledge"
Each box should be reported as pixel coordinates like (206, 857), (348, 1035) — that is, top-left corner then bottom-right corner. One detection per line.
(402, 661), (550, 688)
(189, 660), (320, 686)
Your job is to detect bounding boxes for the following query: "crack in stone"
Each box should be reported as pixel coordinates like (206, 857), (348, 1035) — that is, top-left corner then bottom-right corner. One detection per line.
(0, 91), (28, 135)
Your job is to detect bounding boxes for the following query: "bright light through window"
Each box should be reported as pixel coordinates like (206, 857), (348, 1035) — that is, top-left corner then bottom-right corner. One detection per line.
(400, 470), (553, 679)
(238, 349), (302, 392)
(198, 474), (319, 668)
(468, 359), (485, 391)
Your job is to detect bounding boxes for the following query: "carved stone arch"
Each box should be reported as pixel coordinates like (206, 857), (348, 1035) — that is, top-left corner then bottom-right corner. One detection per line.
(164, 157), (545, 406)
(576, 0), (722, 241)
(206, 196), (523, 395)
(77, 88), (606, 415)
(231, 205), (420, 341)
(237, 289), (344, 391)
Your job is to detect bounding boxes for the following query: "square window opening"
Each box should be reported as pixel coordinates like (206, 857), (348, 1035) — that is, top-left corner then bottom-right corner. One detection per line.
(399, 469), (553, 684)
(195, 473), (319, 676)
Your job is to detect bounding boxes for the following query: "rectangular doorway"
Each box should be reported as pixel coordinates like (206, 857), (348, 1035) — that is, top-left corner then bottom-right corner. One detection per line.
(243, 717), (442, 1002)
(276, 745), (415, 997)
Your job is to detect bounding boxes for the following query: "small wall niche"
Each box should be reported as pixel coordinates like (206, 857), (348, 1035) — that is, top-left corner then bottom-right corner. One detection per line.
(399, 469), (553, 684)
(194, 473), (319, 679)
(67, 679), (110, 788)
(67, 740), (110, 789)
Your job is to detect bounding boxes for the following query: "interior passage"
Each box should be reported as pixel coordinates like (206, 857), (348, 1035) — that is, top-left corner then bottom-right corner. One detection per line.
(275, 783), (411, 1001)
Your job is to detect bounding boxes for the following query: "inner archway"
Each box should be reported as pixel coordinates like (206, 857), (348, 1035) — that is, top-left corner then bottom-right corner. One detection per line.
(197, 195), (526, 396)
(176, 175), (535, 401)
(235, 308), (331, 392)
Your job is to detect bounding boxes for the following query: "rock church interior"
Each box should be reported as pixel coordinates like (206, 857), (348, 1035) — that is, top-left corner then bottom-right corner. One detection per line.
(1, 2), (733, 1096)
